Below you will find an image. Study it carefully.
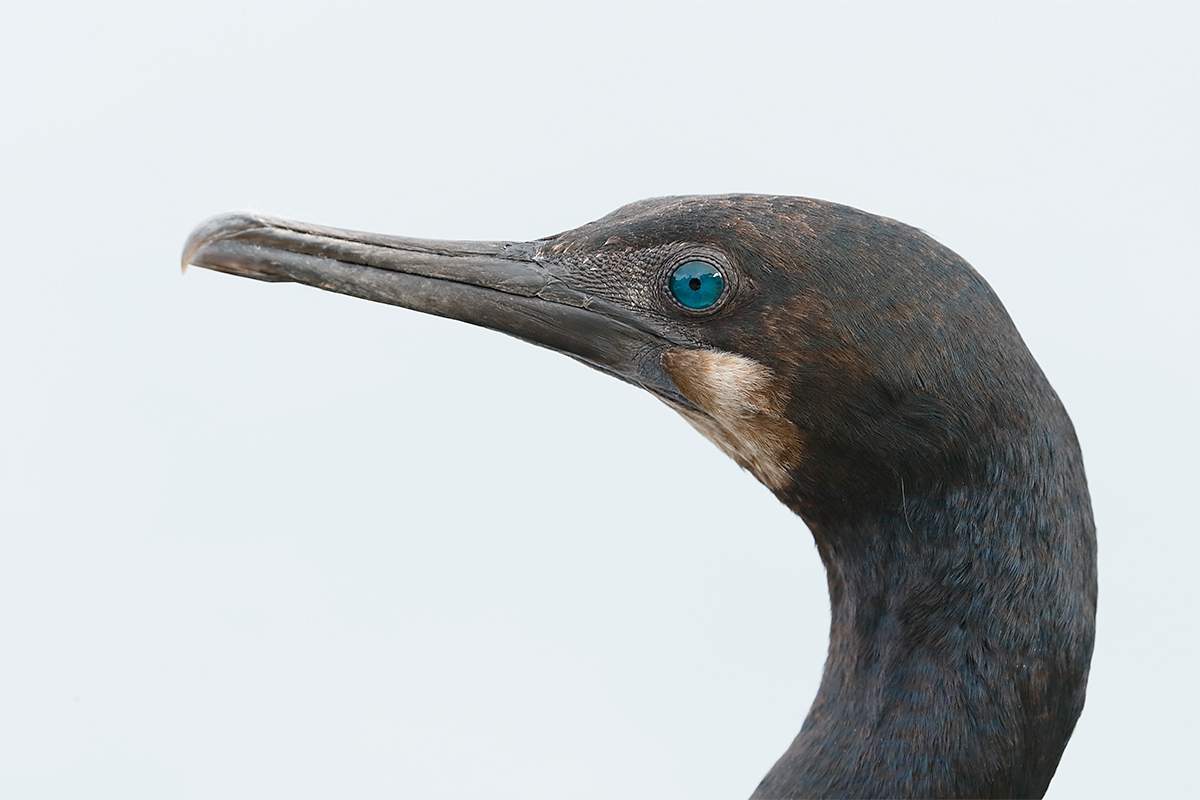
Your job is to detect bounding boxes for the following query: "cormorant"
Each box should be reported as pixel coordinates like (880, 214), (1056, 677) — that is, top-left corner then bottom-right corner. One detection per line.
(182, 195), (1096, 799)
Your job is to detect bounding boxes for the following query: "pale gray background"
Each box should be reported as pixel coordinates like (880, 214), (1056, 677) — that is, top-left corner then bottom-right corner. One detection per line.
(1, 2), (1196, 798)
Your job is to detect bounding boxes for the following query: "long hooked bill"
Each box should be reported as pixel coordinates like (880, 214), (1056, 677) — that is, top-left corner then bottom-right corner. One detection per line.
(182, 213), (694, 408)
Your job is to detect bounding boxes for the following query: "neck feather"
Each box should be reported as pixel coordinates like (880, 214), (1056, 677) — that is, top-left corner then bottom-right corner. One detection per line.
(754, 419), (1096, 799)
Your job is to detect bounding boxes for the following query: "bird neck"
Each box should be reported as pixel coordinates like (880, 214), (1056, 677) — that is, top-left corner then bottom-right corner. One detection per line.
(756, 420), (1096, 799)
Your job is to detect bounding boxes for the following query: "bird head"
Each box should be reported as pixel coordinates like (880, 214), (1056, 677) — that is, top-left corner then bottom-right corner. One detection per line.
(184, 194), (1046, 532)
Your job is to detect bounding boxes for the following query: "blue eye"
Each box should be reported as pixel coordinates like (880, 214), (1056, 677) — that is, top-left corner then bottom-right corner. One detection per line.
(670, 261), (725, 310)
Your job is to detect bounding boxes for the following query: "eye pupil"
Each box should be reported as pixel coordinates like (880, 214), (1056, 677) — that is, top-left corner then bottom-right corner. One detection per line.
(670, 261), (725, 310)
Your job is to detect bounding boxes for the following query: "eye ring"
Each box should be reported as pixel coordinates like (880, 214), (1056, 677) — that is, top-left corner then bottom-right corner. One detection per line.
(669, 260), (726, 311)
